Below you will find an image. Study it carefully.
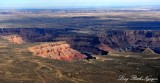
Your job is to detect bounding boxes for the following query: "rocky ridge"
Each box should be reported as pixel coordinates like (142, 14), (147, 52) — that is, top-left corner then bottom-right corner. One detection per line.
(28, 41), (86, 61)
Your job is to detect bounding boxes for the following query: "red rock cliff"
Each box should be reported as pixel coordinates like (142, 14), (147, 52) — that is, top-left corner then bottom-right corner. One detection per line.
(2, 35), (24, 44)
(28, 41), (86, 61)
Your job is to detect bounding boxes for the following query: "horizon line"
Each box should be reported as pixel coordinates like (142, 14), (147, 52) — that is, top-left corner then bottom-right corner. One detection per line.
(0, 5), (160, 9)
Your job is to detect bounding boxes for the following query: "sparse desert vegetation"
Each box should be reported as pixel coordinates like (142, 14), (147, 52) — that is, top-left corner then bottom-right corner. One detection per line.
(0, 9), (160, 29)
(0, 37), (160, 83)
(0, 9), (160, 83)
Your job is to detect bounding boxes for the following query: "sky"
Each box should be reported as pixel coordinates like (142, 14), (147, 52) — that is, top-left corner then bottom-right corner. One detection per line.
(0, 0), (160, 9)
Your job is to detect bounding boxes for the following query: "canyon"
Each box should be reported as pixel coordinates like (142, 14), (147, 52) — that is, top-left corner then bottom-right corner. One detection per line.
(0, 9), (160, 82)
(1, 28), (160, 54)
(0, 35), (159, 83)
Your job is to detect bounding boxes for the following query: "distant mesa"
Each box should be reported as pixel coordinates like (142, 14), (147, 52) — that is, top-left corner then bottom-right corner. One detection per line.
(28, 41), (86, 61)
(2, 35), (24, 44)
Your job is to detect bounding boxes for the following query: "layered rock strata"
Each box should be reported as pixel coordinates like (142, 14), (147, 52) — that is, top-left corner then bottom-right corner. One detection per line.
(28, 41), (86, 61)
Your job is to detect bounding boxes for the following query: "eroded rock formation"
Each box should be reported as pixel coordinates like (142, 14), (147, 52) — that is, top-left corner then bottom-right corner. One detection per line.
(98, 43), (113, 52)
(99, 30), (160, 52)
(28, 41), (86, 61)
(2, 35), (24, 44)
(1, 28), (160, 54)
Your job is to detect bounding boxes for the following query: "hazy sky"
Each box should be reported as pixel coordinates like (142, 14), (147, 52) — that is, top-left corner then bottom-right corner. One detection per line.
(0, 0), (160, 8)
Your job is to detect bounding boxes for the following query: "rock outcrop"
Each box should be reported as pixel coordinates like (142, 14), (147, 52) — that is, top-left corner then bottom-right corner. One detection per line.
(98, 43), (113, 52)
(28, 41), (86, 61)
(2, 35), (24, 44)
(2, 28), (160, 54)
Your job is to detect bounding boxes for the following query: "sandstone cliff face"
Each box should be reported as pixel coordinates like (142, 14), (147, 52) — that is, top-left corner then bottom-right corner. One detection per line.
(2, 35), (24, 44)
(28, 41), (86, 61)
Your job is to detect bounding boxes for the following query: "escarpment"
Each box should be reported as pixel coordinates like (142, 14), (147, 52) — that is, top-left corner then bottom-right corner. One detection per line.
(1, 28), (160, 54)
(99, 30), (160, 52)
(28, 41), (86, 61)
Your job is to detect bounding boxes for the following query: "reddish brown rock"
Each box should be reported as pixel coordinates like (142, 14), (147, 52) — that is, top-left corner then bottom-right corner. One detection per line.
(98, 43), (113, 52)
(28, 41), (86, 61)
(2, 35), (24, 44)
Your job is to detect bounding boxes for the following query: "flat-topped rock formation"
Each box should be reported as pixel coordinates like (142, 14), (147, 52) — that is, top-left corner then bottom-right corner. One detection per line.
(28, 41), (86, 61)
